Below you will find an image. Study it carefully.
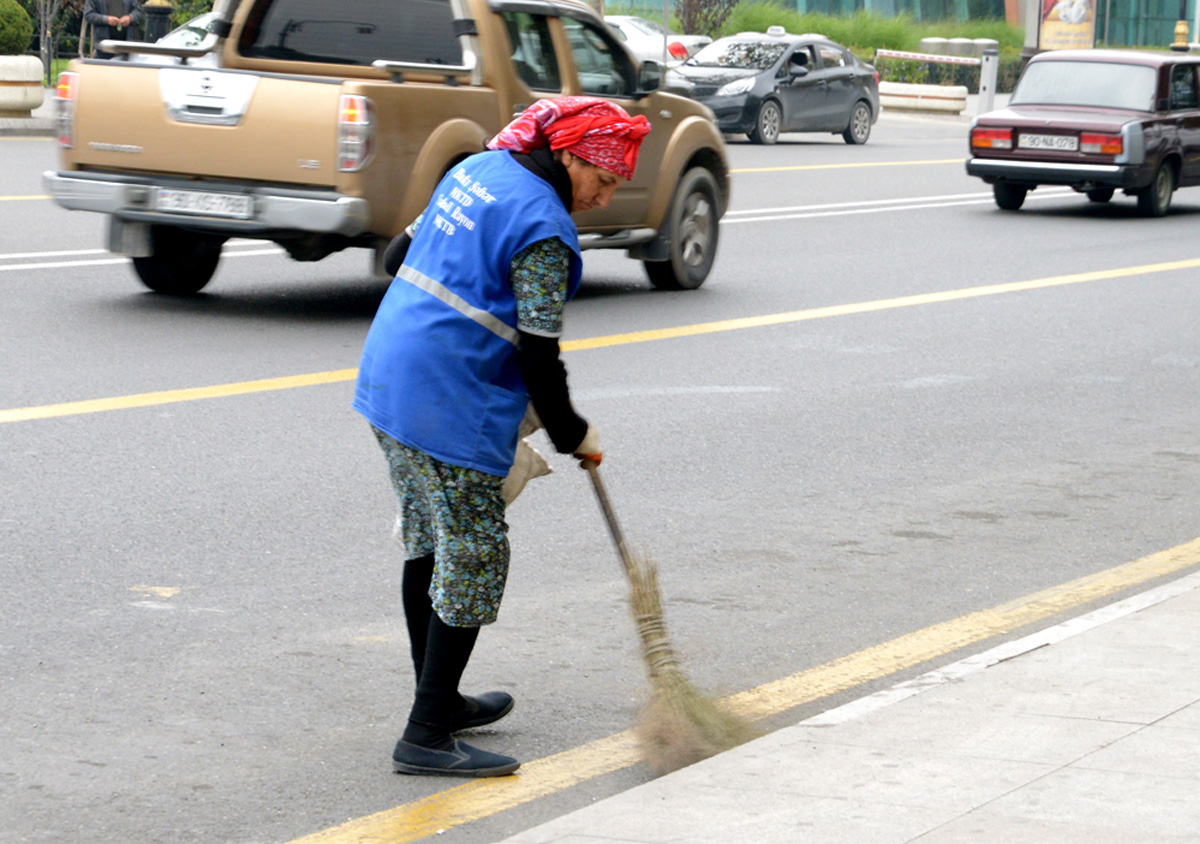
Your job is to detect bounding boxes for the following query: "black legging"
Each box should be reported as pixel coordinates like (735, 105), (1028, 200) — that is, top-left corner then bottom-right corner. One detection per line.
(400, 554), (480, 748)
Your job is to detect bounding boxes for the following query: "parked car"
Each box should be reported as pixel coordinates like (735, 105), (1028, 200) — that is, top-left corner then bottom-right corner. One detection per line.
(966, 49), (1200, 216)
(604, 15), (710, 65)
(662, 27), (879, 145)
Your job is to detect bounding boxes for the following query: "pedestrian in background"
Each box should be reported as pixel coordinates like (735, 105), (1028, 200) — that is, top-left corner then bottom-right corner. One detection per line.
(355, 97), (651, 777)
(84, 0), (143, 59)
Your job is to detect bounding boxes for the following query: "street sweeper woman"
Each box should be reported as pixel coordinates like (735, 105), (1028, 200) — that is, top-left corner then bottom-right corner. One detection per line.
(354, 97), (651, 778)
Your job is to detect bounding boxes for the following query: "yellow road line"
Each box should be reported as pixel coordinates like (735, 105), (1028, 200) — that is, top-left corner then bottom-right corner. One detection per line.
(4, 256), (1200, 425)
(0, 194), (51, 201)
(731, 158), (963, 174)
(559, 256), (1200, 352)
(285, 537), (1200, 844)
(0, 369), (358, 423)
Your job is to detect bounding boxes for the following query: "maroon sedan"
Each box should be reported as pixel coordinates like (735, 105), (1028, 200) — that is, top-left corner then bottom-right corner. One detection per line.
(966, 49), (1200, 216)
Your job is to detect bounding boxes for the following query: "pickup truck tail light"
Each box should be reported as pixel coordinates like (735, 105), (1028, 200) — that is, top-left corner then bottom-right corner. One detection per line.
(667, 40), (689, 60)
(54, 71), (79, 149)
(1080, 133), (1122, 154)
(338, 94), (375, 172)
(971, 127), (1012, 150)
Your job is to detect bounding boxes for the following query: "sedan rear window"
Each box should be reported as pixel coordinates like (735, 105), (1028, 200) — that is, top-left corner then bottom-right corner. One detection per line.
(688, 40), (787, 70)
(1011, 62), (1157, 112)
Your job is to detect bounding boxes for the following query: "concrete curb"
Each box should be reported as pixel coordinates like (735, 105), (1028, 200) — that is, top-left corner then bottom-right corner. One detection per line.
(880, 81), (970, 115)
(1, 86), (55, 137)
(0, 119), (54, 137)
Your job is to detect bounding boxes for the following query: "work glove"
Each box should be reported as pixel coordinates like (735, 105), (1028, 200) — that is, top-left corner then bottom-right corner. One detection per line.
(502, 406), (552, 506)
(572, 423), (602, 467)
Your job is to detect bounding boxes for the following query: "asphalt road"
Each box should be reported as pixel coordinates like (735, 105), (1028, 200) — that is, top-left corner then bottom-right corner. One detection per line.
(4, 113), (1200, 844)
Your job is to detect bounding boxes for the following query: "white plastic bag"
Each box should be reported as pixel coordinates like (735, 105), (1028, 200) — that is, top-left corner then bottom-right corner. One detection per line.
(502, 406), (552, 505)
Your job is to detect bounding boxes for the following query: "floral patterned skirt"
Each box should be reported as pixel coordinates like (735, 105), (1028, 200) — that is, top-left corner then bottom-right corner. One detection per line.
(372, 426), (510, 626)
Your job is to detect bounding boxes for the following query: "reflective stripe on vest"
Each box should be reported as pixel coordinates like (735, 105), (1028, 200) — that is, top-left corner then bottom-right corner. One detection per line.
(395, 264), (521, 347)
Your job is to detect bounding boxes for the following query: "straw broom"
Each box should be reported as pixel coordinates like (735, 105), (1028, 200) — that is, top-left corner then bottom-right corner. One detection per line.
(583, 461), (759, 775)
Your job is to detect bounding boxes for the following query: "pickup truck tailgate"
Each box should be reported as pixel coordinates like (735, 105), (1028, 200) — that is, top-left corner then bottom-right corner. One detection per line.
(66, 63), (342, 187)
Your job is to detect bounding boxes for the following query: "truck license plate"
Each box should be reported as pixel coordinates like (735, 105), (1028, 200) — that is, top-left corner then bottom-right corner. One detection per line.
(1018, 134), (1079, 151)
(156, 188), (254, 219)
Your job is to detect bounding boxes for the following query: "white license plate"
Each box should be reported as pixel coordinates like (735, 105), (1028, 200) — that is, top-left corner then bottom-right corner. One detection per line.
(1018, 133), (1079, 151)
(156, 189), (253, 219)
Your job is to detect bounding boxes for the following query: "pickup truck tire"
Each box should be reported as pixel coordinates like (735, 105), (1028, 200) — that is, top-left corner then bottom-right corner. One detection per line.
(132, 226), (224, 295)
(643, 168), (720, 291)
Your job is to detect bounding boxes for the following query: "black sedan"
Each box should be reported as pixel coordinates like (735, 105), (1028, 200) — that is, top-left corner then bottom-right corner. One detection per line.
(663, 27), (880, 145)
(967, 49), (1200, 216)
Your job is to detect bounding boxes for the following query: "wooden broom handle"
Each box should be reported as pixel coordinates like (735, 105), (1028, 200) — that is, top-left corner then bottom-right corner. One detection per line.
(583, 460), (638, 581)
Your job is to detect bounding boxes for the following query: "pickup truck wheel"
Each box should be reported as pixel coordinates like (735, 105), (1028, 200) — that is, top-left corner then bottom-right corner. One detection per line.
(1086, 187), (1114, 203)
(993, 183), (1027, 211)
(643, 168), (720, 291)
(1136, 162), (1175, 218)
(842, 101), (872, 145)
(748, 101), (781, 145)
(132, 227), (224, 295)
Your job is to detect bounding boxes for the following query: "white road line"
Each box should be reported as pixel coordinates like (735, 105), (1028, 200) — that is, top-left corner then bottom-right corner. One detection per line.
(0, 239), (267, 262)
(0, 190), (1081, 269)
(726, 188), (1072, 216)
(0, 247), (284, 274)
(727, 189), (1075, 224)
(1, 248), (108, 260)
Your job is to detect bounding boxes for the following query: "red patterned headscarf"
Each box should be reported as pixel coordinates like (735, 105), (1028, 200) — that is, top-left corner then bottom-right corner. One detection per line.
(487, 97), (652, 181)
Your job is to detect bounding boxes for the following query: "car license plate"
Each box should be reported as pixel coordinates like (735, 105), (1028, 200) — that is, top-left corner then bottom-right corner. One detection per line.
(156, 188), (253, 219)
(1018, 133), (1079, 151)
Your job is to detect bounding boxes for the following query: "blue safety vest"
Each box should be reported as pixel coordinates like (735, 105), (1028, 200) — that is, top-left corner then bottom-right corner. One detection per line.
(354, 151), (582, 475)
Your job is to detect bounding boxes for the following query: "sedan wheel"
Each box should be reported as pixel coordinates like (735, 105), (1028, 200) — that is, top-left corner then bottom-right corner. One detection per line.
(748, 100), (781, 145)
(842, 100), (872, 145)
(993, 182), (1027, 211)
(1136, 162), (1175, 217)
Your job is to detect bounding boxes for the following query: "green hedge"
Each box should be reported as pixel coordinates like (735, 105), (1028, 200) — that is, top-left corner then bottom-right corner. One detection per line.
(717, 4), (1022, 50)
(0, 0), (33, 55)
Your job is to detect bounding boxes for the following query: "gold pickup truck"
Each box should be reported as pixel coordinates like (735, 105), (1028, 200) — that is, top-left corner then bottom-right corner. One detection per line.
(43, 0), (729, 295)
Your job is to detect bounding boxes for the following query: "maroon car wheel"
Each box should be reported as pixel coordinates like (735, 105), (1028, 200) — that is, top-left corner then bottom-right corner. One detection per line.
(993, 183), (1027, 211)
(1136, 162), (1175, 218)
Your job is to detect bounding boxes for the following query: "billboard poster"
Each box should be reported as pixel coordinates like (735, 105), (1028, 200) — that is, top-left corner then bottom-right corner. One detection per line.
(1040, 0), (1098, 50)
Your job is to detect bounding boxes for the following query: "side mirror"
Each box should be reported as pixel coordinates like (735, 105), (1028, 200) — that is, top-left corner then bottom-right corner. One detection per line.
(639, 59), (662, 94)
(789, 65), (809, 78)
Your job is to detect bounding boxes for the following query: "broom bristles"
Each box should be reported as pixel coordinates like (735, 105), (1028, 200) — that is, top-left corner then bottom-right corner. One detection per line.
(624, 549), (759, 775)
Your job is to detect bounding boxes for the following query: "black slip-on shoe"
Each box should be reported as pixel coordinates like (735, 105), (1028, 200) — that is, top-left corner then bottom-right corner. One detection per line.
(452, 691), (514, 732)
(392, 738), (519, 777)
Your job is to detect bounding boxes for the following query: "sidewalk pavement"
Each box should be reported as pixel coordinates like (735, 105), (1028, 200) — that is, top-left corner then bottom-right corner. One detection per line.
(498, 570), (1200, 843)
